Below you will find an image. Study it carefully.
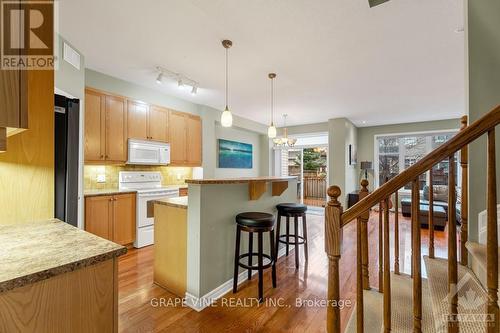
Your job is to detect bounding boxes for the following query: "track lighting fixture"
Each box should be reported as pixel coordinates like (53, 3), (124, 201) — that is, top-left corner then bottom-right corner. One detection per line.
(155, 66), (199, 95)
(156, 72), (163, 85)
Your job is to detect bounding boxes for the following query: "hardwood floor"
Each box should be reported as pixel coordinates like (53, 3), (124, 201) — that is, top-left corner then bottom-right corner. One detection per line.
(118, 211), (447, 332)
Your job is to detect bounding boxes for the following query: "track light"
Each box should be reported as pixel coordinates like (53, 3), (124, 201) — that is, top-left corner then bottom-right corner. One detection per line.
(156, 72), (163, 85)
(178, 78), (184, 88)
(191, 86), (198, 95)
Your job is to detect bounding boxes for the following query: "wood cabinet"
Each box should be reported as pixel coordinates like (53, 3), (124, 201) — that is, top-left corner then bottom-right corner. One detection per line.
(169, 111), (202, 166)
(85, 193), (136, 246)
(0, 51), (28, 152)
(84, 89), (127, 163)
(179, 187), (188, 197)
(84, 87), (201, 166)
(127, 102), (169, 142)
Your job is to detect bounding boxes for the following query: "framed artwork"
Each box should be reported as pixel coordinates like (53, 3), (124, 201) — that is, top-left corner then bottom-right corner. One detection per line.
(218, 139), (253, 169)
(349, 144), (357, 165)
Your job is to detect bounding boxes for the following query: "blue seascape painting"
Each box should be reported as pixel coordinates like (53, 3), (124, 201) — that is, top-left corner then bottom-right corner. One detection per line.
(218, 139), (253, 169)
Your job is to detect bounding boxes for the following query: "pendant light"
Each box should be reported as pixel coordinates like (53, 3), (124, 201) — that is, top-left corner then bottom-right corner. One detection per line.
(221, 40), (233, 127)
(267, 73), (277, 138)
(273, 114), (297, 148)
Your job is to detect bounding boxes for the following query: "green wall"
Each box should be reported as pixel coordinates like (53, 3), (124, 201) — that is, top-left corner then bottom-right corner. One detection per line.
(357, 119), (461, 190)
(467, 0), (500, 242)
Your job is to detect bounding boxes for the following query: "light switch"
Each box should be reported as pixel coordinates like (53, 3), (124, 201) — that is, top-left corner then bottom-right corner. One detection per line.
(97, 174), (106, 183)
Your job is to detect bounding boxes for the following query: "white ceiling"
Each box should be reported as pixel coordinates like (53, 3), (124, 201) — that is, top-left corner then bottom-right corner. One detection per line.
(58, 0), (465, 127)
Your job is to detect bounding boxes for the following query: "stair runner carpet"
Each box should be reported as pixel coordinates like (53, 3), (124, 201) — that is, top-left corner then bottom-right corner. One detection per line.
(424, 256), (489, 332)
(345, 273), (435, 332)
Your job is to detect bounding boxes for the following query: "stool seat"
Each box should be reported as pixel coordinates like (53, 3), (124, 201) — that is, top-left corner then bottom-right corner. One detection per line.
(276, 203), (307, 214)
(236, 212), (275, 228)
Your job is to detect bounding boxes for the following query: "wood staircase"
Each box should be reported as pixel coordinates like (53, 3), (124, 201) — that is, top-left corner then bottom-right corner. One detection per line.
(324, 109), (500, 332)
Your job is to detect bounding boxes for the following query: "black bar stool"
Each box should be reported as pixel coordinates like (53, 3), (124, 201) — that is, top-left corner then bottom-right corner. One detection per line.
(275, 203), (308, 269)
(233, 212), (277, 302)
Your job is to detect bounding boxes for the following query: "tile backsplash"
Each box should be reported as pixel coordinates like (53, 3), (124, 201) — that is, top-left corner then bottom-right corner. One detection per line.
(84, 165), (193, 190)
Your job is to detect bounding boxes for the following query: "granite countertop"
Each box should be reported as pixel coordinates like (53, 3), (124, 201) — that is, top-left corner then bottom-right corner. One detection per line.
(185, 176), (297, 185)
(84, 189), (137, 197)
(84, 184), (188, 197)
(0, 219), (126, 293)
(154, 196), (188, 209)
(147, 197), (188, 217)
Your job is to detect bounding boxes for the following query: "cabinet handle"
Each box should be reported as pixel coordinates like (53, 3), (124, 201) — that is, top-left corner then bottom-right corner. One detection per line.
(105, 155), (109, 159)
(100, 155), (104, 159)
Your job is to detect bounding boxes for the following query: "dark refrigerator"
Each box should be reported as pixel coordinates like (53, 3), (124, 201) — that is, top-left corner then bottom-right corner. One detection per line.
(55, 94), (80, 227)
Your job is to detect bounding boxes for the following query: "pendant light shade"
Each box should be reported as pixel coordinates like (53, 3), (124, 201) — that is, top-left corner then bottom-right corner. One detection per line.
(221, 40), (233, 127)
(267, 73), (277, 138)
(221, 107), (233, 127)
(267, 124), (277, 138)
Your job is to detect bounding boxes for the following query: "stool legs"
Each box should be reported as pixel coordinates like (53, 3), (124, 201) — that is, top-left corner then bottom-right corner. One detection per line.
(233, 225), (241, 293)
(275, 212), (281, 260)
(294, 215), (299, 269)
(257, 231), (264, 303)
(302, 214), (308, 262)
(285, 216), (290, 256)
(248, 232), (253, 281)
(270, 229), (277, 288)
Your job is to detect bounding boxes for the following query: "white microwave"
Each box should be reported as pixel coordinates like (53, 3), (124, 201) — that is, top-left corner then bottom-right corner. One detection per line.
(127, 139), (170, 165)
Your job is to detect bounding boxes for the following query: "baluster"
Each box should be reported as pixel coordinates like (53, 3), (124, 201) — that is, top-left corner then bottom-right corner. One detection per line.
(412, 179), (422, 332)
(448, 155), (459, 333)
(429, 169), (435, 259)
(356, 217), (364, 333)
(379, 201), (383, 293)
(394, 190), (400, 274)
(383, 197), (391, 332)
(359, 179), (370, 290)
(487, 129), (499, 333)
(460, 115), (468, 265)
(325, 186), (343, 333)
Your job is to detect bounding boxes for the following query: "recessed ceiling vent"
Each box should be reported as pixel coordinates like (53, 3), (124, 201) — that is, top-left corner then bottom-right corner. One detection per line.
(63, 42), (81, 70)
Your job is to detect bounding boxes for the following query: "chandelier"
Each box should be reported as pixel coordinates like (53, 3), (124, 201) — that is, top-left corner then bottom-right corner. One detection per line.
(273, 114), (297, 148)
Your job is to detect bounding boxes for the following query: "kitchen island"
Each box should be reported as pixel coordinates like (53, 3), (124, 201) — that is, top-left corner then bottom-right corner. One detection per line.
(150, 176), (297, 310)
(0, 219), (126, 332)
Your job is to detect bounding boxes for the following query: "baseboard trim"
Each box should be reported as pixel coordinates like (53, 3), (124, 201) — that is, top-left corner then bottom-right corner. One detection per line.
(184, 245), (294, 312)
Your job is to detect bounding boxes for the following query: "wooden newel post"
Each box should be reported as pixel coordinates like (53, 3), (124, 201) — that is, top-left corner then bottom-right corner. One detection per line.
(359, 179), (370, 290)
(325, 185), (343, 333)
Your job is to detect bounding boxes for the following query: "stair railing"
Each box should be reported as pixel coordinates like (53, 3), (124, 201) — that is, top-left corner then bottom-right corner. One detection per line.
(324, 108), (500, 333)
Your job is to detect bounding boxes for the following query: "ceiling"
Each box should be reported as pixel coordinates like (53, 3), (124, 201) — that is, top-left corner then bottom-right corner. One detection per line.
(58, 0), (465, 127)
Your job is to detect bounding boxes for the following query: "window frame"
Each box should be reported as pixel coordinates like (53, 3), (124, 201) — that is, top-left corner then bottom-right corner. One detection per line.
(374, 129), (459, 192)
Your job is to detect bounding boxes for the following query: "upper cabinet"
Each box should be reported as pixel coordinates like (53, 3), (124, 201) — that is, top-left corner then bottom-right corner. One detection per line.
(84, 87), (201, 166)
(127, 102), (169, 142)
(85, 88), (127, 163)
(169, 111), (202, 166)
(0, 68), (28, 151)
(148, 106), (169, 142)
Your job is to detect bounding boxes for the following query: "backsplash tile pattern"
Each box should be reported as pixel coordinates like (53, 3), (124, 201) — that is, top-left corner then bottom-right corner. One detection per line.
(84, 165), (193, 190)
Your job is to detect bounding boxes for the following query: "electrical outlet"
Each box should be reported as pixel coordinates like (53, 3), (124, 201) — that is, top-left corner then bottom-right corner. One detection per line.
(97, 174), (106, 183)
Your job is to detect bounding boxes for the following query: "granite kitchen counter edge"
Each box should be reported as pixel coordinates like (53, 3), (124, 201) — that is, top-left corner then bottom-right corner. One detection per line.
(0, 219), (127, 293)
(84, 184), (188, 197)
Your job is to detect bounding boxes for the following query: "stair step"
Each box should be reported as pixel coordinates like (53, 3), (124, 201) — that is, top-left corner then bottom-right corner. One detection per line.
(424, 256), (489, 332)
(345, 273), (436, 333)
(466, 241), (500, 307)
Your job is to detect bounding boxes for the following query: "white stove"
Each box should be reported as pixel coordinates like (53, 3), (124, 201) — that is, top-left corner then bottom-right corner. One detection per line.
(119, 171), (179, 248)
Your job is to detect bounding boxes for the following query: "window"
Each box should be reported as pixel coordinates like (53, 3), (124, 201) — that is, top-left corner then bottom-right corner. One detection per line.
(376, 131), (458, 190)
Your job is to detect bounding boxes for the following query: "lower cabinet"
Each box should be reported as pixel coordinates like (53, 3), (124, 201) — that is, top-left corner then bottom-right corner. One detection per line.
(85, 193), (136, 246)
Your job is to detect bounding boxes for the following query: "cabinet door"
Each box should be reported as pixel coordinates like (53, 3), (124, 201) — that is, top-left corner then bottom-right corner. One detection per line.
(186, 115), (202, 166)
(112, 193), (136, 245)
(169, 111), (187, 164)
(148, 106), (169, 142)
(85, 195), (112, 240)
(127, 100), (148, 141)
(105, 95), (127, 162)
(84, 90), (105, 162)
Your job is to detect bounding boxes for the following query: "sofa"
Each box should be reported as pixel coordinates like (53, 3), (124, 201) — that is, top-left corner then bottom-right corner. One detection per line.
(400, 185), (461, 229)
